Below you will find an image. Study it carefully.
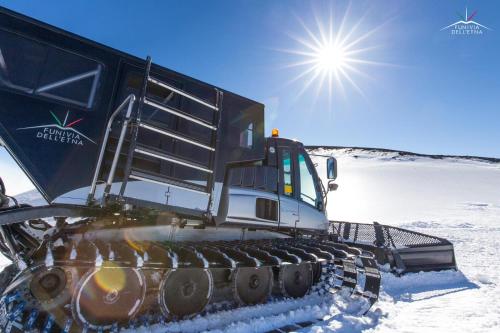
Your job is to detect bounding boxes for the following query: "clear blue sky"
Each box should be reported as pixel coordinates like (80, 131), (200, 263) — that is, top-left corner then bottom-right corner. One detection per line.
(0, 0), (499, 161)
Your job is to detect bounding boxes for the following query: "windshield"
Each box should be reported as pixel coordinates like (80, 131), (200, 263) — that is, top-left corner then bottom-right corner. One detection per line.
(298, 152), (318, 207)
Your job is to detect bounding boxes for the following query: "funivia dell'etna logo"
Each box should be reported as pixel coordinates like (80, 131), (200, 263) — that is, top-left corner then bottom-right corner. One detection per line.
(441, 8), (492, 35)
(17, 111), (95, 146)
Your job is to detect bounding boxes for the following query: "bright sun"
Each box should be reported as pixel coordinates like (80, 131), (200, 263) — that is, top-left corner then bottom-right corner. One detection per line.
(315, 44), (347, 72)
(281, 5), (391, 101)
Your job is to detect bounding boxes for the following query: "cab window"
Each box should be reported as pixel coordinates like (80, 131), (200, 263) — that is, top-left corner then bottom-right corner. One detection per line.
(298, 153), (318, 207)
(281, 149), (293, 196)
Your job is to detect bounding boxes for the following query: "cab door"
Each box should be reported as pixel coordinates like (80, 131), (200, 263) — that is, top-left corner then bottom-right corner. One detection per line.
(277, 145), (299, 228)
(296, 149), (328, 231)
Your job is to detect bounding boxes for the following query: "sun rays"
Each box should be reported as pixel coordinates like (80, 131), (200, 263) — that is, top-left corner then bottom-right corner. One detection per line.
(280, 4), (393, 104)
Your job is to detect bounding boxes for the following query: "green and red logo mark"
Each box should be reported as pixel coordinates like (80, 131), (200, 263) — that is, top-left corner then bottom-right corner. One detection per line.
(17, 110), (95, 146)
(441, 8), (492, 35)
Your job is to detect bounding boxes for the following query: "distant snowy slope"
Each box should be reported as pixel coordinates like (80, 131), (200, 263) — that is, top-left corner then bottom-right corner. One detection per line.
(0, 190), (45, 267)
(14, 189), (46, 206)
(309, 147), (500, 225)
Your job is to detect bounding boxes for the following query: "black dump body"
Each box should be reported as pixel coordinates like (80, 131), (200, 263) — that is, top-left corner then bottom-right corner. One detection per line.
(331, 221), (457, 273)
(0, 7), (264, 206)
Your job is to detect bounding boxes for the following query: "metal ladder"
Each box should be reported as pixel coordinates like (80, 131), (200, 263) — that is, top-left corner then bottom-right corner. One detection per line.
(90, 57), (223, 214)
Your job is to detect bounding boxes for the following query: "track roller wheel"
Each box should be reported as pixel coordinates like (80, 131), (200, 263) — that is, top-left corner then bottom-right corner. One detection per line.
(233, 267), (273, 305)
(30, 266), (78, 312)
(71, 266), (146, 329)
(278, 263), (313, 298)
(312, 262), (322, 284)
(159, 269), (213, 318)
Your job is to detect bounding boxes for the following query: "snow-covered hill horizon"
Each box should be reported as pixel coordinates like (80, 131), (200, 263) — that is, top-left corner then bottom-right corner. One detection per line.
(306, 145), (500, 163)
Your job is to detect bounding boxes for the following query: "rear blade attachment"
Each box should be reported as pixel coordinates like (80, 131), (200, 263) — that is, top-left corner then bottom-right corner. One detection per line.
(330, 221), (457, 274)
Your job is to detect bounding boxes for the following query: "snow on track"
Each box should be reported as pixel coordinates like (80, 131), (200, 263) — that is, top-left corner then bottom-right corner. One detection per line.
(124, 290), (379, 333)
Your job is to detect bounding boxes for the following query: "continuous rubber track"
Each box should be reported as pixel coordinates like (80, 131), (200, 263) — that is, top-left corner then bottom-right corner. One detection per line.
(0, 237), (381, 332)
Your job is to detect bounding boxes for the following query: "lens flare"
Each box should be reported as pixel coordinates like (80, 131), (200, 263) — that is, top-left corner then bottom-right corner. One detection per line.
(93, 263), (126, 293)
(124, 229), (149, 253)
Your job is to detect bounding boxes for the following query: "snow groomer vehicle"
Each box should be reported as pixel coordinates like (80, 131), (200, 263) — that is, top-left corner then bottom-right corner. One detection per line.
(0, 7), (456, 332)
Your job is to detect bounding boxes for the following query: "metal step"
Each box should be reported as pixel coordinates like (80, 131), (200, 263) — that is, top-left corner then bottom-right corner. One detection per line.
(129, 168), (209, 194)
(138, 121), (215, 151)
(148, 76), (218, 111)
(143, 98), (217, 130)
(134, 145), (213, 174)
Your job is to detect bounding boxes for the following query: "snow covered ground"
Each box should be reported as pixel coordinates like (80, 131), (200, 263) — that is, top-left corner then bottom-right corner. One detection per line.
(311, 148), (500, 333)
(1, 147), (499, 332)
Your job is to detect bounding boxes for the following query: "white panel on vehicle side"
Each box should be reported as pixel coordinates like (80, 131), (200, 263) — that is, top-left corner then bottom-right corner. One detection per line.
(279, 195), (298, 227)
(298, 201), (329, 230)
(122, 181), (209, 210)
(225, 187), (279, 226)
(54, 181), (222, 213)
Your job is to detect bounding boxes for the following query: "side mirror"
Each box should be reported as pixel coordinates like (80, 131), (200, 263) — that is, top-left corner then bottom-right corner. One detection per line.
(326, 157), (337, 180)
(328, 181), (338, 191)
